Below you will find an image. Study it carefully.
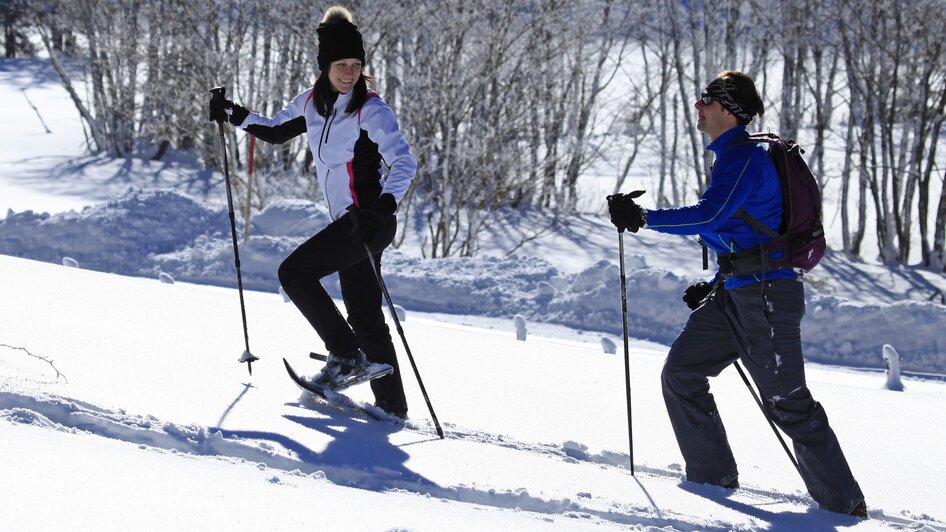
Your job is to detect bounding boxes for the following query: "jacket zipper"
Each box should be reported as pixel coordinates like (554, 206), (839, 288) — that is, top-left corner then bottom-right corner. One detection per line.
(317, 109), (337, 163)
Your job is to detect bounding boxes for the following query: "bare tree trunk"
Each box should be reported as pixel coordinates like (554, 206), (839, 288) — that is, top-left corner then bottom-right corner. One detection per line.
(918, 99), (946, 266)
(840, 117), (856, 255)
(665, 0), (705, 195)
(779, 1), (805, 141)
(933, 164), (946, 271)
(35, 23), (106, 152)
(804, 22), (840, 191)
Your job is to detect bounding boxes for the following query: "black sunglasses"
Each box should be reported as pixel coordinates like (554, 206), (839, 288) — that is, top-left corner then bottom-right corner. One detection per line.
(699, 92), (715, 105)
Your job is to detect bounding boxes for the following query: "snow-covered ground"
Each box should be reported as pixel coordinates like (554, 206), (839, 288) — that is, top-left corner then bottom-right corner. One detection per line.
(2, 56), (946, 530)
(3, 254), (946, 530)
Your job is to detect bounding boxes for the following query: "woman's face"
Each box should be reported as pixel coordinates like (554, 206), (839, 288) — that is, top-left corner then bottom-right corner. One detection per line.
(328, 58), (362, 94)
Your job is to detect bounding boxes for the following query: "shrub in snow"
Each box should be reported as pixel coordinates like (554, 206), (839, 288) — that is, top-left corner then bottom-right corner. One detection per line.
(394, 304), (406, 321)
(62, 257), (78, 268)
(601, 337), (617, 354)
(514, 315), (527, 341)
(158, 272), (175, 284)
(882, 344), (904, 391)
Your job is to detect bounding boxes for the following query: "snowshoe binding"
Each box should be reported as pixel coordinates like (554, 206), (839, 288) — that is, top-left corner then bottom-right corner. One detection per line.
(311, 350), (393, 391)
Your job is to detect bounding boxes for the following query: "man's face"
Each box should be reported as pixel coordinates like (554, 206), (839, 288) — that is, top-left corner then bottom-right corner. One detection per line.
(695, 93), (735, 141)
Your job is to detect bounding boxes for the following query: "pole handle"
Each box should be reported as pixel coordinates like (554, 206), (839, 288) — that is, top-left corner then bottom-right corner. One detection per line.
(209, 86), (228, 124)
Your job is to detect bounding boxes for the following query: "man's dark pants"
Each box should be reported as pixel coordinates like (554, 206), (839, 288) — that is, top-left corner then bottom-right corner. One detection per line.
(277, 212), (406, 410)
(661, 278), (864, 513)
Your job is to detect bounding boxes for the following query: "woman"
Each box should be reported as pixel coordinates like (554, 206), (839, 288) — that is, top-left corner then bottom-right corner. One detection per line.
(208, 6), (415, 418)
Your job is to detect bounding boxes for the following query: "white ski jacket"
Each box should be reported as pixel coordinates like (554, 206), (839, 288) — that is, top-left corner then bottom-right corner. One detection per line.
(236, 88), (416, 220)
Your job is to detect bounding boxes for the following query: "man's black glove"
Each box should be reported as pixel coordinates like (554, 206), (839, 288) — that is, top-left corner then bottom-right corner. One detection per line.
(682, 281), (714, 310)
(606, 190), (647, 233)
(208, 90), (249, 126)
(350, 193), (397, 243)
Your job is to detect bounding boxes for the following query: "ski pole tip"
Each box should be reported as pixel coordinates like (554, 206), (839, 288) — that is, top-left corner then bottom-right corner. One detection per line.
(240, 350), (260, 375)
(239, 350), (260, 364)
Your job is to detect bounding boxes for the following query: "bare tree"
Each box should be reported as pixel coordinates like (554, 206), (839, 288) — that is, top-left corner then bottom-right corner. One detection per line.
(18, 0), (945, 266)
(2, 0), (32, 57)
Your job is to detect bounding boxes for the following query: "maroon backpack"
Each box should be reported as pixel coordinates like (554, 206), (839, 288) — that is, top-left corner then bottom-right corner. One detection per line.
(720, 133), (826, 276)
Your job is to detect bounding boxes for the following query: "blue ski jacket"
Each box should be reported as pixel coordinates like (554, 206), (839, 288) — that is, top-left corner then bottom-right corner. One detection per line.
(645, 126), (797, 289)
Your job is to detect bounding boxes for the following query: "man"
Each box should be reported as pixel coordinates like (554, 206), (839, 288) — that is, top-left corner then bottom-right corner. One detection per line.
(607, 71), (867, 518)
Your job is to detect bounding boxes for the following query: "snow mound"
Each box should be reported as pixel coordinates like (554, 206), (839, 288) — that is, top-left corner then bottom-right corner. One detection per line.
(1, 187), (944, 373)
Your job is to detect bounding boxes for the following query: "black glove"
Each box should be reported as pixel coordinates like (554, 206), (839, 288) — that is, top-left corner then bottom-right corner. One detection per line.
(682, 281), (714, 310)
(350, 193), (397, 243)
(208, 88), (249, 126)
(607, 190), (647, 233)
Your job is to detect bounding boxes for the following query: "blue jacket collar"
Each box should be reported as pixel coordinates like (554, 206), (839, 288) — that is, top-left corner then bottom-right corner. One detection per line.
(707, 125), (749, 157)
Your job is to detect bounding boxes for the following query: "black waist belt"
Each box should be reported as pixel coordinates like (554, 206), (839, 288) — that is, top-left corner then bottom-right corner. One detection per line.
(717, 226), (823, 277)
(717, 241), (774, 277)
(717, 252), (761, 277)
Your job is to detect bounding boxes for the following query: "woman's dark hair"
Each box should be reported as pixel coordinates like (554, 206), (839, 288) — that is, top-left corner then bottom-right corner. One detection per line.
(313, 71), (375, 117)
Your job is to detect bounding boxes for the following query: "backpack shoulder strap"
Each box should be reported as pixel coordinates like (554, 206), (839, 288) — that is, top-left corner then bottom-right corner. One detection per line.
(735, 207), (780, 239)
(733, 133), (781, 239)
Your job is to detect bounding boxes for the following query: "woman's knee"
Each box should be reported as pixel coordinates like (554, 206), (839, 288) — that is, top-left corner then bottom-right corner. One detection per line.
(349, 310), (388, 337)
(277, 257), (300, 288)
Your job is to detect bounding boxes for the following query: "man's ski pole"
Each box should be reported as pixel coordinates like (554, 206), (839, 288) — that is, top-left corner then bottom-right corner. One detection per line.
(733, 360), (801, 475)
(364, 245), (444, 439)
(210, 86), (258, 375)
(618, 230), (635, 475)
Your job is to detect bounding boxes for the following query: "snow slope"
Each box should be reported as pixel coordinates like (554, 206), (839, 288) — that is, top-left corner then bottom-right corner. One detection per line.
(2, 254), (945, 531)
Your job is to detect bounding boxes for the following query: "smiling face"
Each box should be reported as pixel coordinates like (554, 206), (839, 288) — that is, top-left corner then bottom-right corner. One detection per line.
(328, 58), (362, 94)
(695, 95), (737, 141)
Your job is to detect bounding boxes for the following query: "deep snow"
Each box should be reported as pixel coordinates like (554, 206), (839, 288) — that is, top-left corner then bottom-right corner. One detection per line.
(2, 254), (946, 531)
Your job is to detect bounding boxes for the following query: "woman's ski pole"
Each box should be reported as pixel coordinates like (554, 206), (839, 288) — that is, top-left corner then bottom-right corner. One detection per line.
(210, 86), (258, 375)
(364, 245), (444, 439)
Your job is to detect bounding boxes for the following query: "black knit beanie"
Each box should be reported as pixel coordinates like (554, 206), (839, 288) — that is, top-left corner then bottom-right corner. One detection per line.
(316, 6), (366, 71)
